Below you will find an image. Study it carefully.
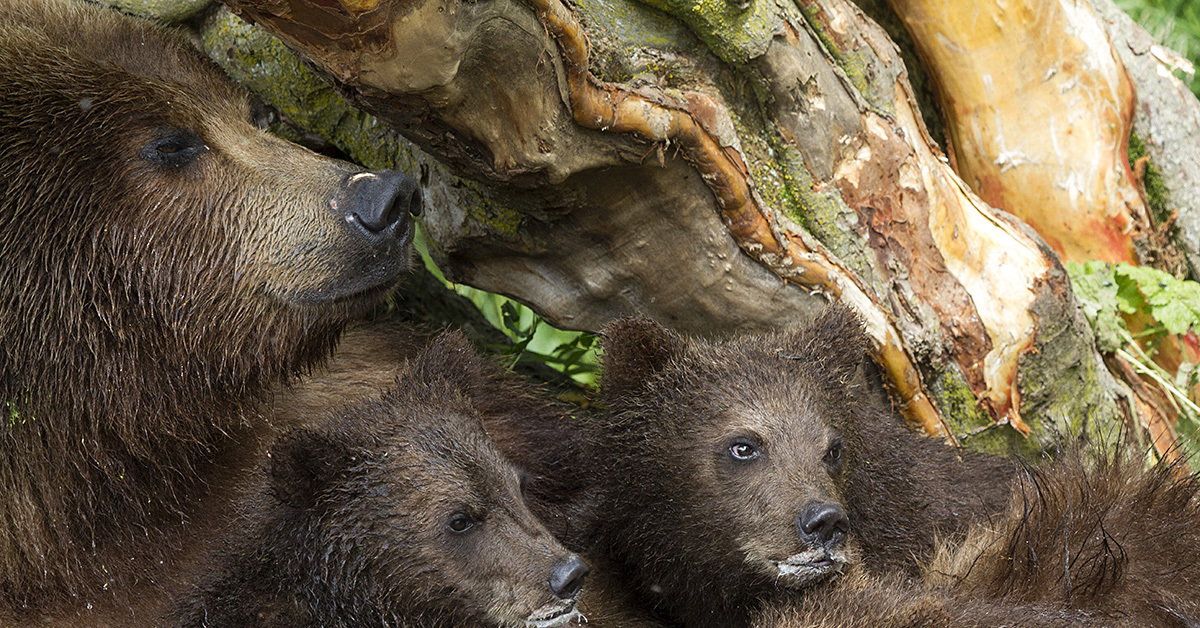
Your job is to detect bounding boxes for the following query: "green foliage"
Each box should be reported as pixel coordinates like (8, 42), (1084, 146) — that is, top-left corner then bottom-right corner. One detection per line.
(413, 231), (600, 387)
(1068, 261), (1200, 345)
(1117, 0), (1200, 97)
(1067, 261), (1200, 464)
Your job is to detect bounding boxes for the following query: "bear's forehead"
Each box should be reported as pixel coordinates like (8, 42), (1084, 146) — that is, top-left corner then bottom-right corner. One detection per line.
(3, 1), (245, 116)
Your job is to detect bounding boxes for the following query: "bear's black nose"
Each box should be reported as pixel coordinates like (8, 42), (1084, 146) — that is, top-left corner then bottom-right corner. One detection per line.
(798, 502), (849, 549)
(548, 554), (589, 600)
(340, 170), (421, 240)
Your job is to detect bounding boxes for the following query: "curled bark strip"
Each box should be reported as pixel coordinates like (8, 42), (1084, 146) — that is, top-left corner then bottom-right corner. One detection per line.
(1105, 354), (1185, 466)
(526, 0), (952, 438)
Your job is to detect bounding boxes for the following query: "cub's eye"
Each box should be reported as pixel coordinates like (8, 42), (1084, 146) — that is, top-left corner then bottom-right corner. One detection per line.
(446, 513), (475, 535)
(824, 439), (844, 471)
(729, 439), (760, 462)
(141, 129), (206, 167)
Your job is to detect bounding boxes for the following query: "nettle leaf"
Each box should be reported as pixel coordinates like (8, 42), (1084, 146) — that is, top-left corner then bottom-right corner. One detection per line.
(1065, 261), (1126, 352)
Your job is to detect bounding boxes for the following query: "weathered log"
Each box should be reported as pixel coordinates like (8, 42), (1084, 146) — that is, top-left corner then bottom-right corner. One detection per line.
(206, 0), (1132, 452)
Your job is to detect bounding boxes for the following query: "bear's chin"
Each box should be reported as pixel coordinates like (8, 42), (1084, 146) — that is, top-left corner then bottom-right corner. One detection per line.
(771, 548), (849, 587)
(269, 256), (411, 308)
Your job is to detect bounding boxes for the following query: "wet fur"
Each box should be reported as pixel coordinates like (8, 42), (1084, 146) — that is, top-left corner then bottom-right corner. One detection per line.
(589, 305), (1013, 628)
(757, 448), (1200, 627)
(174, 333), (586, 628)
(927, 447), (1200, 626)
(0, 0), (408, 616)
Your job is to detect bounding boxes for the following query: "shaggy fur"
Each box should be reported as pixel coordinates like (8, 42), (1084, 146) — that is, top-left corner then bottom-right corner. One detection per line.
(590, 304), (1013, 628)
(753, 571), (1112, 628)
(757, 449), (1200, 627)
(928, 448), (1200, 626)
(173, 333), (588, 628)
(271, 318), (602, 549)
(0, 0), (414, 614)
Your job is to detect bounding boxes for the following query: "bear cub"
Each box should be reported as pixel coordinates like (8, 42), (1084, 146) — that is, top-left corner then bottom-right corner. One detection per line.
(173, 332), (589, 628)
(589, 304), (1013, 628)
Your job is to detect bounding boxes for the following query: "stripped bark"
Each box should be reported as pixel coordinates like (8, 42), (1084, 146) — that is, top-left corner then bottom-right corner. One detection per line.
(885, 0), (1150, 266)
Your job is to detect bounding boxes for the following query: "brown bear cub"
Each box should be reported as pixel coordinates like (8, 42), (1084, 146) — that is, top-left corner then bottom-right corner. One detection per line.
(174, 332), (590, 628)
(1, 0), (419, 618)
(590, 305), (1013, 628)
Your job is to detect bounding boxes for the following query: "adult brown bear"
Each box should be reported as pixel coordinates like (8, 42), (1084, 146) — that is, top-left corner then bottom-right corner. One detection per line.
(0, 0), (419, 623)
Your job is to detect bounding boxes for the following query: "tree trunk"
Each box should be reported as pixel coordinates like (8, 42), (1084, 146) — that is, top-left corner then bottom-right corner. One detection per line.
(188, 0), (1200, 456)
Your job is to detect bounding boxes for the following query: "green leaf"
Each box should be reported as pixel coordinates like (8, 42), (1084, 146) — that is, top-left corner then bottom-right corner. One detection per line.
(1065, 261), (1127, 352)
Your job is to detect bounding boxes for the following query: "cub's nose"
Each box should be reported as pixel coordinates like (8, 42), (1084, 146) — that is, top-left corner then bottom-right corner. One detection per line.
(339, 170), (421, 242)
(548, 554), (589, 600)
(797, 502), (849, 549)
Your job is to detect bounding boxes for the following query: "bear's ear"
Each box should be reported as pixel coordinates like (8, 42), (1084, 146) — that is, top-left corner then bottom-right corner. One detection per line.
(406, 330), (488, 395)
(599, 316), (686, 397)
(266, 428), (356, 510)
(780, 303), (870, 386)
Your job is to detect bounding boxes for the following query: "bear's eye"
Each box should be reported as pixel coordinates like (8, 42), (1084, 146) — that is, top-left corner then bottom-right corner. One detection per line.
(729, 439), (760, 462)
(446, 513), (475, 535)
(824, 439), (844, 472)
(141, 129), (206, 168)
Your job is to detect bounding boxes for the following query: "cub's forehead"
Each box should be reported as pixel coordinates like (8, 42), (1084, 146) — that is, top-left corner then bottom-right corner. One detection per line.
(383, 426), (514, 479)
(711, 397), (841, 442)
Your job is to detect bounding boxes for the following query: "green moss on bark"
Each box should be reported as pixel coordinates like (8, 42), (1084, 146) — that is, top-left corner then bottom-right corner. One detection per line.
(199, 10), (526, 240)
(1129, 131), (1173, 227)
(629, 0), (779, 64)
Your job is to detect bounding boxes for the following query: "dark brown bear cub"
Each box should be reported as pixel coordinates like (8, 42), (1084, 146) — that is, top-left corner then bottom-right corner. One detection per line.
(591, 305), (1012, 628)
(174, 332), (589, 628)
(1, 0), (419, 619)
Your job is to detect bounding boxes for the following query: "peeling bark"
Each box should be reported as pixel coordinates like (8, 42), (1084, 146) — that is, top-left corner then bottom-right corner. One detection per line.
(1090, 0), (1200, 276)
(886, 0), (1151, 267)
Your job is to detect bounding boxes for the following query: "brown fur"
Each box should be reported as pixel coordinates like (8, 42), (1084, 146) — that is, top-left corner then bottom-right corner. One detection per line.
(756, 449), (1200, 627)
(927, 448), (1200, 626)
(174, 332), (590, 628)
(0, 0), (414, 620)
(589, 305), (1013, 628)
(752, 570), (1113, 628)
(269, 318), (602, 547)
(259, 320), (663, 627)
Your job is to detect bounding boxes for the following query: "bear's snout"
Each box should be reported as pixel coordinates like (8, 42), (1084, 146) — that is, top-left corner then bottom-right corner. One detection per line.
(547, 554), (589, 600)
(797, 502), (849, 550)
(339, 170), (421, 245)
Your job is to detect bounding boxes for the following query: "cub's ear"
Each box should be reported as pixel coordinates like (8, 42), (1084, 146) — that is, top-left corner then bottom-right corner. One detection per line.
(266, 428), (356, 510)
(599, 316), (685, 398)
(406, 330), (488, 393)
(780, 303), (870, 386)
